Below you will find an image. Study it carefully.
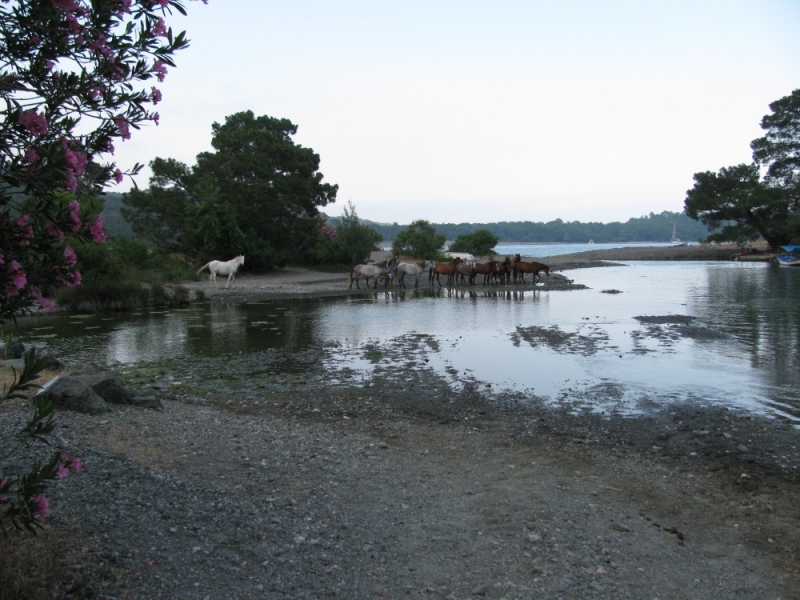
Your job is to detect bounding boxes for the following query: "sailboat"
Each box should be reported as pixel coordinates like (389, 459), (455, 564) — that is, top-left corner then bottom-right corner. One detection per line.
(671, 224), (685, 246)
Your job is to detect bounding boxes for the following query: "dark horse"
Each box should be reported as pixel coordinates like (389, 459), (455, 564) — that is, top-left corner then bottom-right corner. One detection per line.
(469, 261), (495, 285)
(513, 260), (550, 284)
(430, 257), (463, 287)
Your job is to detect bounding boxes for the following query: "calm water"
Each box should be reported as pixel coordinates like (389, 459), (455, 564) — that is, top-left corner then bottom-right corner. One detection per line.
(383, 241), (682, 257)
(495, 242), (681, 258)
(5, 261), (799, 421)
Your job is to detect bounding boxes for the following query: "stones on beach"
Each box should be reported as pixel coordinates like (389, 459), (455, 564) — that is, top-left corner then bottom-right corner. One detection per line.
(38, 367), (163, 414)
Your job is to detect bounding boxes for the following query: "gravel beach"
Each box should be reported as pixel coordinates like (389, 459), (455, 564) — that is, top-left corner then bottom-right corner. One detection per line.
(3, 244), (798, 600)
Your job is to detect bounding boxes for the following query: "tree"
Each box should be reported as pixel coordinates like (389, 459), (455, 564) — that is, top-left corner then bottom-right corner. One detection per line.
(121, 157), (196, 246)
(392, 220), (445, 259)
(332, 200), (381, 264)
(194, 111), (338, 269)
(684, 164), (790, 248)
(448, 229), (499, 256)
(751, 89), (800, 196)
(0, 0), (203, 533)
(685, 89), (800, 248)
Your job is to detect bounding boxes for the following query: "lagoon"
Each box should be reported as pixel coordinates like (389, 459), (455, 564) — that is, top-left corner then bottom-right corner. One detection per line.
(5, 260), (799, 423)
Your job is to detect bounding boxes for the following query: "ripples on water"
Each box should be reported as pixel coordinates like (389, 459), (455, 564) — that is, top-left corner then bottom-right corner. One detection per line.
(5, 261), (799, 422)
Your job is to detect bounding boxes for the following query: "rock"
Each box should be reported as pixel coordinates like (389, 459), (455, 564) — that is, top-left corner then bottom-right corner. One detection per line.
(33, 346), (65, 371)
(80, 371), (134, 405)
(9, 339), (25, 359)
(39, 375), (109, 415)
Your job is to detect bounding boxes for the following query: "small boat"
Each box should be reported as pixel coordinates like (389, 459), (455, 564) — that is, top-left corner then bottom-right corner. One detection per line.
(588, 239), (594, 245)
(671, 223), (682, 245)
(777, 245), (800, 267)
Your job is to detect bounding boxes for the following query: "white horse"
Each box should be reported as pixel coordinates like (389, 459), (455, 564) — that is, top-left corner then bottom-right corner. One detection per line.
(395, 260), (433, 288)
(197, 255), (245, 288)
(348, 259), (392, 289)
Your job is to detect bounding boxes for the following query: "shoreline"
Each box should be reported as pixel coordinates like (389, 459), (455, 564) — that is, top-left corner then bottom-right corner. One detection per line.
(3, 242), (798, 598)
(181, 243), (763, 304)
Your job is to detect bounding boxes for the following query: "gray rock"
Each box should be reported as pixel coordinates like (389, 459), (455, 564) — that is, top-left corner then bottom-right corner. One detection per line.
(39, 376), (109, 415)
(34, 346), (65, 371)
(80, 371), (134, 405)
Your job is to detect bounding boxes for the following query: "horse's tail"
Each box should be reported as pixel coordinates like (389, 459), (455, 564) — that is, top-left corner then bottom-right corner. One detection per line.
(348, 267), (355, 287)
(196, 262), (210, 275)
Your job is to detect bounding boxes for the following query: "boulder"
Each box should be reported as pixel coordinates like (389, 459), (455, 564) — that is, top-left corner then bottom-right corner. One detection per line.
(33, 346), (65, 371)
(39, 376), (109, 415)
(80, 371), (134, 405)
(37, 368), (161, 414)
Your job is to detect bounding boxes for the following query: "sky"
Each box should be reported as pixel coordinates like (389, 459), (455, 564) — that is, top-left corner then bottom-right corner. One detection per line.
(114, 0), (800, 225)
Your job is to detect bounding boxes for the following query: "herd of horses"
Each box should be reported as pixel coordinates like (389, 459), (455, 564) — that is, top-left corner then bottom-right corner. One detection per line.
(196, 253), (550, 292)
(348, 254), (550, 290)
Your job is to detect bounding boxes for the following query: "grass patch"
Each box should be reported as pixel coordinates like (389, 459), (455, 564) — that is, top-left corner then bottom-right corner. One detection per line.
(0, 530), (92, 600)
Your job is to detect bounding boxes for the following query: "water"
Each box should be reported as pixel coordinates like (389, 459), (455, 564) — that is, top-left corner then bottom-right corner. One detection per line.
(5, 260), (799, 422)
(494, 242), (681, 258)
(381, 241), (682, 257)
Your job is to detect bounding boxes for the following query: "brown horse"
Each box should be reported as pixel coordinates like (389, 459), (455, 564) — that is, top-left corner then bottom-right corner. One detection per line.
(431, 257), (463, 287)
(470, 261), (495, 285)
(513, 260), (550, 284)
(491, 257), (512, 284)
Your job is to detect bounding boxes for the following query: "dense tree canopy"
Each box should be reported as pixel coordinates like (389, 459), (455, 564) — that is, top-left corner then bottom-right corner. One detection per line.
(391, 220), (445, 259)
(448, 229), (499, 256)
(121, 111), (338, 269)
(685, 89), (800, 248)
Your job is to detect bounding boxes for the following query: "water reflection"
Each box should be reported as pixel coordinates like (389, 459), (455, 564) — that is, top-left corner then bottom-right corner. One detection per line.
(4, 262), (800, 421)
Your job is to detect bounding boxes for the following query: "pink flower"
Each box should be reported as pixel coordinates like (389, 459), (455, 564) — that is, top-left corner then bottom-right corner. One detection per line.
(24, 148), (38, 163)
(152, 59), (168, 82)
(68, 199), (82, 231)
(90, 215), (107, 243)
(64, 246), (77, 267)
(153, 17), (167, 37)
(151, 86), (162, 104)
(152, 112), (160, 126)
(63, 146), (88, 176)
(56, 465), (70, 479)
(51, 0), (80, 10)
(114, 168), (124, 183)
(157, 0), (168, 7)
(31, 496), (49, 519)
(6, 261), (27, 297)
(48, 222), (65, 243)
(57, 271), (82, 288)
(114, 116), (131, 140)
(19, 109), (48, 136)
(64, 170), (77, 192)
(30, 286), (56, 311)
(16, 215), (33, 239)
(61, 453), (82, 472)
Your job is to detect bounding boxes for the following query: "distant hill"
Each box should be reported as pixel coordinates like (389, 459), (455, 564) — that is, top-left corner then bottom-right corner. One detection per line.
(106, 199), (709, 244)
(330, 211), (710, 243)
(100, 192), (133, 238)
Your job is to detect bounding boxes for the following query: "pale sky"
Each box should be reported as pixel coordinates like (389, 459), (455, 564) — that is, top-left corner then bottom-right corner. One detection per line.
(114, 0), (800, 225)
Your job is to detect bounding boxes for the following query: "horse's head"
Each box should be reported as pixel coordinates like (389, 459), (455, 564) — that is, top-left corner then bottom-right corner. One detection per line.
(452, 257), (463, 266)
